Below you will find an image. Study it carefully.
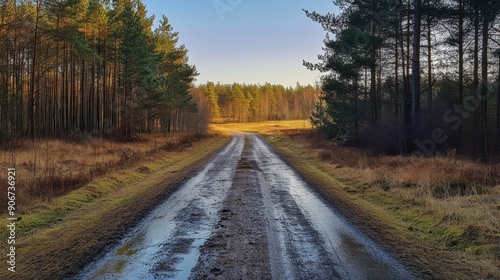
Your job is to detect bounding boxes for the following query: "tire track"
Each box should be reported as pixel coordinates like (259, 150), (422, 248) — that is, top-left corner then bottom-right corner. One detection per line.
(78, 134), (415, 280)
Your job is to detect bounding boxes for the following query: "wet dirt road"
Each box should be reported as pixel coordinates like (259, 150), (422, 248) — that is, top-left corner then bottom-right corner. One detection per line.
(76, 134), (414, 280)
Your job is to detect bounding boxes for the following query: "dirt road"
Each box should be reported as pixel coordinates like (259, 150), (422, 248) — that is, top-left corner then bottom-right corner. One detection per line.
(76, 134), (414, 280)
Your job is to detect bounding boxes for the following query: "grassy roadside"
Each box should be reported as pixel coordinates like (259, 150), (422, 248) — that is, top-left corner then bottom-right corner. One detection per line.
(0, 133), (210, 208)
(269, 135), (500, 279)
(0, 134), (230, 280)
(215, 121), (499, 279)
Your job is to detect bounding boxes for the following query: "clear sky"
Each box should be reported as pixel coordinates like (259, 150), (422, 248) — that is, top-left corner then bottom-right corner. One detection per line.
(141, 0), (339, 87)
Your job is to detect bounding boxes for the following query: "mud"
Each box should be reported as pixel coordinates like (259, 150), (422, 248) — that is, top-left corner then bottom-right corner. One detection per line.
(77, 134), (415, 280)
(191, 137), (272, 279)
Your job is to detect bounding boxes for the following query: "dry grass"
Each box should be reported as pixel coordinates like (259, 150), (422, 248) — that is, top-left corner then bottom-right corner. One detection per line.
(271, 130), (500, 277)
(0, 133), (207, 212)
(219, 121), (500, 278)
(310, 137), (500, 233)
(0, 135), (230, 279)
(213, 120), (311, 135)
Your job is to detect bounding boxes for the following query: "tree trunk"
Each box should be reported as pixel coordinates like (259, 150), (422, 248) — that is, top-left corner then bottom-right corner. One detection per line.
(353, 77), (359, 139)
(370, 0), (378, 124)
(457, 0), (464, 153)
(496, 52), (500, 153)
(411, 0), (422, 140)
(403, 0), (412, 149)
(80, 59), (86, 132)
(426, 3), (432, 112)
(395, 34), (400, 119)
(29, 0), (41, 140)
(479, 16), (489, 159)
(473, 6), (480, 156)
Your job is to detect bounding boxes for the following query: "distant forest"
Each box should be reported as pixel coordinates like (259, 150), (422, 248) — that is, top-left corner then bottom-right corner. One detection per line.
(193, 82), (320, 123)
(305, 0), (500, 159)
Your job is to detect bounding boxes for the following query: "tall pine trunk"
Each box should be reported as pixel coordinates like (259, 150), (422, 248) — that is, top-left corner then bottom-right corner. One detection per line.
(479, 15), (489, 159)
(29, 0), (41, 140)
(370, 0), (378, 124)
(411, 0), (422, 140)
(426, 2), (432, 112)
(457, 0), (464, 153)
(496, 50), (500, 152)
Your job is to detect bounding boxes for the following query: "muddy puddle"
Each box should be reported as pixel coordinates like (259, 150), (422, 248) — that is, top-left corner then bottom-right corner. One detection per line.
(76, 134), (414, 280)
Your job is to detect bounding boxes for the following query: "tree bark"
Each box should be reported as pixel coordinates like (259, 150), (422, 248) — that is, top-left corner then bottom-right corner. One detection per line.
(457, 0), (464, 153)
(496, 52), (500, 152)
(411, 0), (422, 140)
(370, 0), (378, 124)
(426, 2), (432, 112)
(29, 0), (41, 140)
(479, 15), (489, 159)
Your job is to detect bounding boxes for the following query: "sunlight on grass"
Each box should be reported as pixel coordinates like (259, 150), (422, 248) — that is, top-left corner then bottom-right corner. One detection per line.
(211, 120), (311, 135)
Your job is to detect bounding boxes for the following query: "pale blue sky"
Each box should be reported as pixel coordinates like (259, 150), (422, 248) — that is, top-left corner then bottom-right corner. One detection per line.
(141, 0), (338, 87)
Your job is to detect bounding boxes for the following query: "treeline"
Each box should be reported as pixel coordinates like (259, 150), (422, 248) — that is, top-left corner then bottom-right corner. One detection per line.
(306, 0), (500, 158)
(194, 82), (320, 123)
(0, 0), (205, 142)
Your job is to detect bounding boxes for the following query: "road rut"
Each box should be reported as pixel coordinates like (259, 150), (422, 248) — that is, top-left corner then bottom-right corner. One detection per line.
(76, 134), (414, 280)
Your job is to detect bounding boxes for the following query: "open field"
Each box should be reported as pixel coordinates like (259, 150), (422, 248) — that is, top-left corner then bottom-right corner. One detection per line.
(213, 120), (311, 135)
(215, 121), (500, 279)
(0, 133), (230, 279)
(0, 133), (219, 209)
